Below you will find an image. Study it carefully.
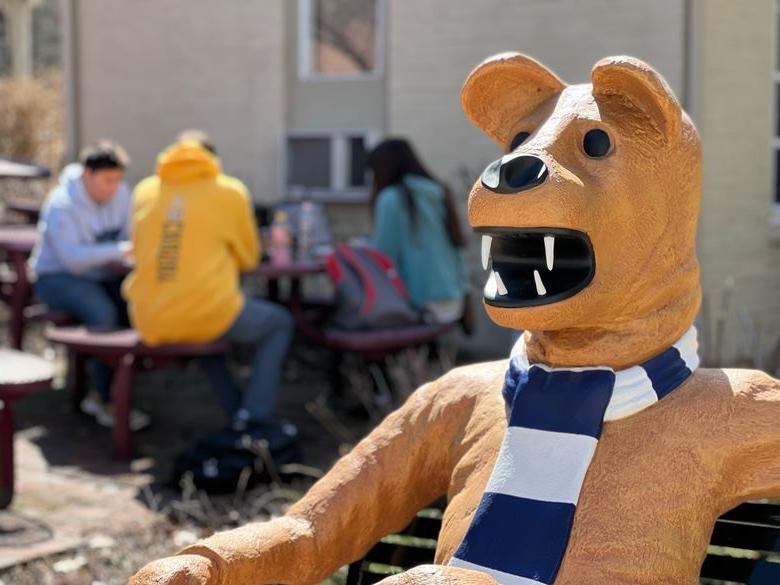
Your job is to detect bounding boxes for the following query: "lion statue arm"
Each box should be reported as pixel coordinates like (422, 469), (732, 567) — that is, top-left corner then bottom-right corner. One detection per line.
(719, 369), (780, 504)
(374, 564), (500, 585)
(129, 373), (476, 585)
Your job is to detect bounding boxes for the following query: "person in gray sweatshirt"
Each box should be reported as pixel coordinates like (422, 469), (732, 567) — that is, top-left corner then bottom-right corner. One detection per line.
(29, 141), (149, 430)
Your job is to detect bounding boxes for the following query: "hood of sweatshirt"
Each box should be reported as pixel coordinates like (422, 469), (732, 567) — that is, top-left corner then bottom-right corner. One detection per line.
(156, 141), (221, 184)
(59, 162), (84, 188)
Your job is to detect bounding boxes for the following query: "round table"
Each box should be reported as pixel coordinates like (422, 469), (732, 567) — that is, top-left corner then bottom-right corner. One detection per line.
(0, 159), (50, 180)
(251, 258), (327, 305)
(0, 349), (53, 509)
(252, 258), (327, 279)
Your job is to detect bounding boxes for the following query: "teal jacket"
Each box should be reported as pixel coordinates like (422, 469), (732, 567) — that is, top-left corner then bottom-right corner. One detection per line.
(372, 174), (466, 310)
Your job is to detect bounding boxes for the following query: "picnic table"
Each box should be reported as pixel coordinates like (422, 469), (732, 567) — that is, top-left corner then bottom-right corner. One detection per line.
(41, 257), (329, 459)
(0, 158), (49, 226)
(0, 159), (50, 180)
(0, 223), (325, 349)
(0, 349), (53, 509)
(0, 224), (38, 254)
(253, 258), (327, 280)
(0, 226), (40, 348)
(252, 257), (328, 309)
(45, 327), (228, 459)
(5, 200), (41, 224)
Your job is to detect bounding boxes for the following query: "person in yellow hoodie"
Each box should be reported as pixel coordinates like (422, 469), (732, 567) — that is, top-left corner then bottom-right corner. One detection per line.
(123, 137), (294, 431)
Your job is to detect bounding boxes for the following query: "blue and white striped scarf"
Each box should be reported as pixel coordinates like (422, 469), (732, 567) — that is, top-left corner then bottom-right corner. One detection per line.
(450, 327), (699, 585)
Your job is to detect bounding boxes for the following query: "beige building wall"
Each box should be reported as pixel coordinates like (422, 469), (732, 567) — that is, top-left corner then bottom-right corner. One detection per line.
(694, 0), (780, 365)
(387, 0), (687, 355)
(284, 0), (385, 132)
(71, 0), (284, 201)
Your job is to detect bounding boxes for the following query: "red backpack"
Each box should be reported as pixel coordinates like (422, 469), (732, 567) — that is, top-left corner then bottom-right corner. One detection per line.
(326, 243), (421, 330)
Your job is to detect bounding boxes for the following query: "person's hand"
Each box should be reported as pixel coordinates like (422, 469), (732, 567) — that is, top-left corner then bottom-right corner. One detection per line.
(118, 240), (135, 266)
(127, 554), (218, 585)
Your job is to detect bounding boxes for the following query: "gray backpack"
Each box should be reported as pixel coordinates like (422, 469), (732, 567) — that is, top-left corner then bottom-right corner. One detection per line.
(326, 243), (420, 330)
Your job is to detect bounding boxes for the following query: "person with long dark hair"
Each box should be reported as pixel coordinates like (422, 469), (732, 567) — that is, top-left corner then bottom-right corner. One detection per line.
(367, 138), (468, 324)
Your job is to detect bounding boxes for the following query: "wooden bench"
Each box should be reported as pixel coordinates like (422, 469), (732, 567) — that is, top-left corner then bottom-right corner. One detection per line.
(315, 322), (457, 361)
(298, 319), (457, 419)
(347, 501), (780, 585)
(45, 326), (229, 460)
(0, 349), (53, 509)
(702, 502), (780, 583)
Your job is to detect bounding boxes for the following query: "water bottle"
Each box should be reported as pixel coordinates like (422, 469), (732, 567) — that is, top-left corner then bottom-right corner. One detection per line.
(297, 201), (316, 262)
(269, 210), (292, 265)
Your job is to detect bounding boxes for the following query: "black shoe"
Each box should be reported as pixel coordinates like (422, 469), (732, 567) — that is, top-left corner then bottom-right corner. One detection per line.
(203, 419), (299, 453)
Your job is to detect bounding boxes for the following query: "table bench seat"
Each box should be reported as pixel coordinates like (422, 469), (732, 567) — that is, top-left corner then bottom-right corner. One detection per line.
(46, 326), (228, 459)
(0, 349), (53, 509)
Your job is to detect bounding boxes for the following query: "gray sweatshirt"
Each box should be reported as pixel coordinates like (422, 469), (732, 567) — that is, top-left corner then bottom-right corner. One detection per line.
(29, 163), (132, 279)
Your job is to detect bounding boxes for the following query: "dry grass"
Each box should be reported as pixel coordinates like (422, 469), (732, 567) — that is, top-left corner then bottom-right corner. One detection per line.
(0, 70), (64, 204)
(0, 475), (347, 585)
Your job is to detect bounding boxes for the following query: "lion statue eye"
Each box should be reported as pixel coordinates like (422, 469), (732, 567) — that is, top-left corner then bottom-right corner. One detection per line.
(583, 129), (612, 158)
(509, 131), (530, 152)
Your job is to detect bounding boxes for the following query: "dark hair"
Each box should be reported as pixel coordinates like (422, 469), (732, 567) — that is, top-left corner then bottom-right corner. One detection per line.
(79, 140), (130, 172)
(177, 129), (217, 155)
(367, 138), (465, 247)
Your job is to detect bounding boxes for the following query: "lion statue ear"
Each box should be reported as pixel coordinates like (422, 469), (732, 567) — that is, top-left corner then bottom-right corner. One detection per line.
(461, 52), (566, 147)
(591, 56), (682, 140)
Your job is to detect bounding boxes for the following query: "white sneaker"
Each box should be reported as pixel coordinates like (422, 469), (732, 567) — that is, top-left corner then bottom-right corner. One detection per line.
(80, 394), (151, 432)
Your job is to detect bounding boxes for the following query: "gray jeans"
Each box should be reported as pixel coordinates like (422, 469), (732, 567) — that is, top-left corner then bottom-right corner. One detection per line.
(200, 297), (294, 425)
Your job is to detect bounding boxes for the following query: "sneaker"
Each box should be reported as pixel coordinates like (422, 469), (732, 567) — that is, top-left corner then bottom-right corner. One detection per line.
(231, 408), (253, 432)
(227, 415), (299, 452)
(80, 394), (151, 432)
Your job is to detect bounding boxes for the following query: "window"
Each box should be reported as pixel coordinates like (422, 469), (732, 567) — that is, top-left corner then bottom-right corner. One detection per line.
(349, 136), (369, 187)
(0, 11), (9, 76)
(287, 138), (332, 189)
(298, 0), (384, 80)
(286, 132), (373, 199)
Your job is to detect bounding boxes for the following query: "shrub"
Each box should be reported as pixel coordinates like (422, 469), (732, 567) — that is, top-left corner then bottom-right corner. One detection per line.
(0, 70), (64, 203)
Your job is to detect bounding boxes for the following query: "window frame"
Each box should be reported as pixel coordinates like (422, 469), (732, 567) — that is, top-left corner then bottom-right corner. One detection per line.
(297, 0), (386, 82)
(283, 130), (380, 202)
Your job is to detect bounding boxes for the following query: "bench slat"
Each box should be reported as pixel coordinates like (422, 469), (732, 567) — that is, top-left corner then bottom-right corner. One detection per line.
(359, 569), (401, 585)
(700, 554), (780, 584)
(398, 516), (442, 540)
(720, 502), (780, 527)
(364, 541), (437, 568)
(710, 519), (780, 553)
(345, 501), (780, 584)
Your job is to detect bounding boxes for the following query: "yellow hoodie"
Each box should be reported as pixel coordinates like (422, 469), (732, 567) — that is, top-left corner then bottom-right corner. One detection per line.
(123, 142), (260, 346)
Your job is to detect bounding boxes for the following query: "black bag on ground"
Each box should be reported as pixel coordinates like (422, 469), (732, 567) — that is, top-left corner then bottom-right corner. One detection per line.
(172, 420), (301, 493)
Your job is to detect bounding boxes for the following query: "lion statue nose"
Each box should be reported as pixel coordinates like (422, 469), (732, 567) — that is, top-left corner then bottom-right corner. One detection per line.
(481, 154), (548, 194)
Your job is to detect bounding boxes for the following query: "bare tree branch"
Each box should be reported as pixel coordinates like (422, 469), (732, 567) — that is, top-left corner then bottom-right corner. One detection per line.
(313, 0), (375, 72)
